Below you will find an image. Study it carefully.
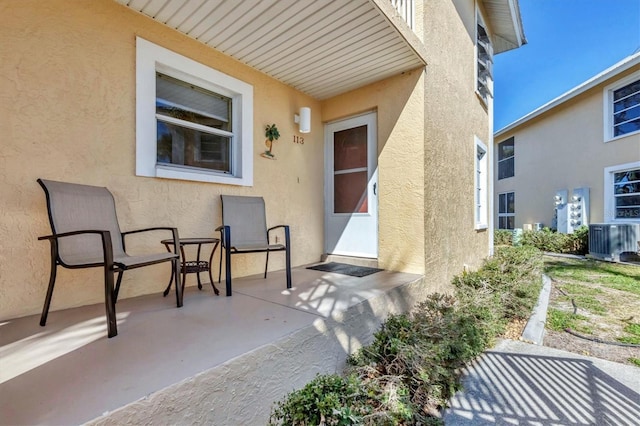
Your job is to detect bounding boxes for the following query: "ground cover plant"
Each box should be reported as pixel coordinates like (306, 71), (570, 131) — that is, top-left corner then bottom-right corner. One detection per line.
(544, 256), (640, 366)
(268, 246), (543, 425)
(494, 226), (589, 255)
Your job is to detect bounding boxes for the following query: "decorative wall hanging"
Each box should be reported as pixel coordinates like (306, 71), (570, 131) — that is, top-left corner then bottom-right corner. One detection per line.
(261, 123), (280, 160)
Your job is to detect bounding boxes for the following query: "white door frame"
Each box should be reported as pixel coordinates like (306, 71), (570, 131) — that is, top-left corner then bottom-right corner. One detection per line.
(324, 112), (378, 258)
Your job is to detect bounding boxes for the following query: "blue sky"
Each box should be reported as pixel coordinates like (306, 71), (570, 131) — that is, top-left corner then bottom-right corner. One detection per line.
(494, 0), (640, 130)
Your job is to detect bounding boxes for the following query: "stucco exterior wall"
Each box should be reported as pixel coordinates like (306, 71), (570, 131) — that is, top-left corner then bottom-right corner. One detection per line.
(421, 0), (493, 291)
(0, 0), (324, 320)
(321, 70), (426, 275)
(0, 0), (497, 321)
(494, 66), (640, 229)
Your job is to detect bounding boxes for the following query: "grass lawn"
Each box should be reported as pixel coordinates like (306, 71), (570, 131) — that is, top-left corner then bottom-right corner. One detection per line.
(544, 256), (640, 364)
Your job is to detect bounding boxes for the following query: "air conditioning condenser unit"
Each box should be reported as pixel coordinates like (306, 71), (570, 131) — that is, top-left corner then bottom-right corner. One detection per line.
(588, 223), (640, 262)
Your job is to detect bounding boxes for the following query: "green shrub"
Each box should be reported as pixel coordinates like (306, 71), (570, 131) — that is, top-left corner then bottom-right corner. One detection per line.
(494, 226), (589, 255)
(269, 247), (544, 425)
(268, 374), (370, 426)
(570, 225), (589, 255)
(454, 246), (543, 320)
(494, 229), (513, 246)
(346, 294), (486, 424)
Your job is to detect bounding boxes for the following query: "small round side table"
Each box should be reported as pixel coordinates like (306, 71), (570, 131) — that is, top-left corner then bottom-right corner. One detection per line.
(161, 237), (221, 296)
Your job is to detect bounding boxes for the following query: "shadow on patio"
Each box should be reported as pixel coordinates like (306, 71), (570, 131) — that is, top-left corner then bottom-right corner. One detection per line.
(0, 265), (424, 425)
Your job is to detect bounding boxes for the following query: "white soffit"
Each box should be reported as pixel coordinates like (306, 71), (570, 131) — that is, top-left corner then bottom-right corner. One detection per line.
(115, 0), (427, 100)
(482, 0), (526, 54)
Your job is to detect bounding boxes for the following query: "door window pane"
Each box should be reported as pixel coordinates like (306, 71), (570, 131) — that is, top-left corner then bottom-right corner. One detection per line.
(334, 126), (367, 171)
(334, 172), (368, 214)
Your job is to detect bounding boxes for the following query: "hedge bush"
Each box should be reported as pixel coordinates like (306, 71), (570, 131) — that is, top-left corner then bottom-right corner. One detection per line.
(494, 226), (588, 255)
(268, 246), (543, 425)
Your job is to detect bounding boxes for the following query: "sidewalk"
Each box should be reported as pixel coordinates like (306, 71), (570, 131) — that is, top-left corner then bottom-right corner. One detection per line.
(443, 339), (640, 425)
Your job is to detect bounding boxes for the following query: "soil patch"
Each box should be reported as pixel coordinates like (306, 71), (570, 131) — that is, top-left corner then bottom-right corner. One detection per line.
(501, 318), (527, 341)
(543, 329), (640, 365)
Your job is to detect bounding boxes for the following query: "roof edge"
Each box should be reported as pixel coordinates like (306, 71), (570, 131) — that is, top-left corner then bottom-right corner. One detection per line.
(496, 51), (640, 138)
(485, 0), (527, 54)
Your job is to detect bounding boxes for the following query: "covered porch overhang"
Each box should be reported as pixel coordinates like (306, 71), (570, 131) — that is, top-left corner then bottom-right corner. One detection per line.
(0, 265), (424, 425)
(115, 0), (428, 100)
(482, 0), (527, 54)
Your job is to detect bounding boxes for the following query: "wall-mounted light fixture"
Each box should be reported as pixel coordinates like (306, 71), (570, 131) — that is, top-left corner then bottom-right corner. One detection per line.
(294, 107), (311, 133)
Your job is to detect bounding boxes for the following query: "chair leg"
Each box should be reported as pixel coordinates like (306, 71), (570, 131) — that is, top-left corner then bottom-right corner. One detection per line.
(163, 262), (175, 297)
(218, 244), (223, 284)
(40, 242), (58, 327)
(174, 258), (183, 308)
(209, 240), (220, 296)
(104, 267), (118, 338)
(113, 270), (124, 303)
(223, 226), (232, 296)
(285, 226), (291, 289)
(264, 251), (269, 279)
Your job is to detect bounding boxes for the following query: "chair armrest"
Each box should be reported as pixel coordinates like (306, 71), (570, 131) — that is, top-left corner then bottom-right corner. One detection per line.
(39, 230), (115, 267)
(216, 225), (230, 248)
(267, 225), (289, 233)
(121, 227), (180, 255)
(38, 229), (111, 240)
(121, 226), (179, 236)
(267, 225), (290, 246)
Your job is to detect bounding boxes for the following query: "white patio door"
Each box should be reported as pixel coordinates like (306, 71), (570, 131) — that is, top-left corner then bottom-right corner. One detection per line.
(324, 112), (378, 258)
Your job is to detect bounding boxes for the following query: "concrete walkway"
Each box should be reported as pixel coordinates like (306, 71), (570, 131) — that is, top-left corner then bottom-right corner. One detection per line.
(443, 339), (640, 425)
(444, 268), (640, 425)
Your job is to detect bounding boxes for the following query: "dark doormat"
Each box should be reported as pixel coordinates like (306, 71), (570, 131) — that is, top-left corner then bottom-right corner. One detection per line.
(306, 262), (383, 277)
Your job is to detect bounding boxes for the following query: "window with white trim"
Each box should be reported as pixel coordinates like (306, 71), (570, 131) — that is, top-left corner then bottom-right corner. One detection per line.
(497, 137), (514, 180)
(603, 72), (640, 142)
(476, 9), (493, 105)
(475, 137), (488, 229)
(604, 162), (640, 222)
(498, 192), (515, 229)
(136, 37), (253, 186)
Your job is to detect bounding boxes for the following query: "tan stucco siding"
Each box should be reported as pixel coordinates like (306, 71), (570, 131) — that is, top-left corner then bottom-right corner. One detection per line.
(421, 0), (493, 291)
(494, 66), (640, 229)
(0, 0), (324, 320)
(321, 70), (426, 275)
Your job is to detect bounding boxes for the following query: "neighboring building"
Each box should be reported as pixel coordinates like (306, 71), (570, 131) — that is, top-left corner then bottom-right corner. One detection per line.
(1, 1), (525, 321)
(494, 52), (640, 232)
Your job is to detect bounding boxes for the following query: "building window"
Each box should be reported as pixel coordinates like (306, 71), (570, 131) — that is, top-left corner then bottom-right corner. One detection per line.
(498, 192), (515, 229)
(604, 162), (640, 222)
(475, 137), (488, 229)
(476, 9), (493, 105)
(498, 137), (514, 180)
(136, 37), (253, 186)
(604, 72), (640, 141)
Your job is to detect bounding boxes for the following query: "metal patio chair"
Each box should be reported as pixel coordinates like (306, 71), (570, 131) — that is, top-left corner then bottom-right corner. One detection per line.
(37, 179), (182, 338)
(216, 195), (291, 296)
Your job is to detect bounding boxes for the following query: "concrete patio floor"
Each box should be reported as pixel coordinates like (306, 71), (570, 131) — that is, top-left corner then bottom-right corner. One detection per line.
(0, 264), (424, 425)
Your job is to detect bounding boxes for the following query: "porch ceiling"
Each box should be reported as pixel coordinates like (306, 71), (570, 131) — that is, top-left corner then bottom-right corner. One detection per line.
(115, 0), (427, 100)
